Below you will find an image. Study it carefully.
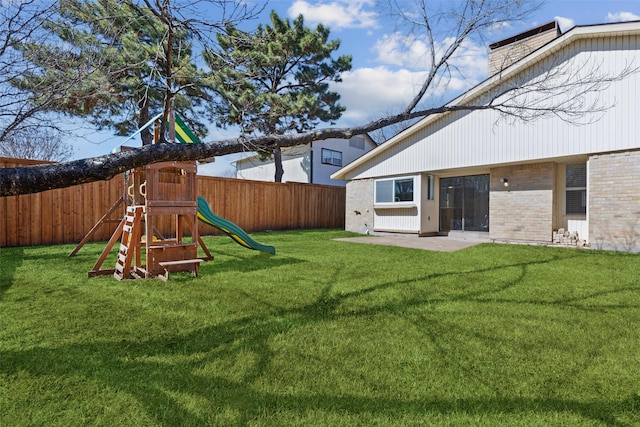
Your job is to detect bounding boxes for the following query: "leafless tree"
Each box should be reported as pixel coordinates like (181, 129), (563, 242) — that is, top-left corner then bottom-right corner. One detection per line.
(368, 108), (421, 144)
(0, 0), (636, 197)
(0, 128), (73, 161)
(0, 0), (59, 142)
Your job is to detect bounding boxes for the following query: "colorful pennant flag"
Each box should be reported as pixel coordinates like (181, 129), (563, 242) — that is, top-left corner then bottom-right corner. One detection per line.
(173, 114), (200, 144)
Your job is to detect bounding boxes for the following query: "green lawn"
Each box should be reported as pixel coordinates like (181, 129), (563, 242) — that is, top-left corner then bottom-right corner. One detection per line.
(1, 229), (639, 426)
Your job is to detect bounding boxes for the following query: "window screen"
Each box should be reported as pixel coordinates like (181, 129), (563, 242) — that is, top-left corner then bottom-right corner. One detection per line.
(565, 163), (586, 215)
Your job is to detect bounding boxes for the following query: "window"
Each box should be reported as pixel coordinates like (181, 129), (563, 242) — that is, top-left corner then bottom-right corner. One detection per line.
(427, 175), (435, 200)
(321, 148), (342, 166)
(565, 163), (586, 215)
(375, 177), (414, 203)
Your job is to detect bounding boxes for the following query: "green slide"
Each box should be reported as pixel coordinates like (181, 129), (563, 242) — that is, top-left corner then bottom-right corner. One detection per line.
(197, 196), (276, 255)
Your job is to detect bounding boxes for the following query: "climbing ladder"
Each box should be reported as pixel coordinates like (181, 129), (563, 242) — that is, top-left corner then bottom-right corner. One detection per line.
(114, 206), (144, 280)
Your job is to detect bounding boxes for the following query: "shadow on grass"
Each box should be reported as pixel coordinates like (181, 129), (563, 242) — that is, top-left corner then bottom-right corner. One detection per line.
(1, 251), (638, 425)
(199, 254), (303, 276)
(0, 247), (24, 299)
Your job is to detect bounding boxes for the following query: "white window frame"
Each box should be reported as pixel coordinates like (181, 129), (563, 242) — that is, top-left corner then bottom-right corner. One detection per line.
(321, 148), (342, 167)
(374, 176), (416, 207)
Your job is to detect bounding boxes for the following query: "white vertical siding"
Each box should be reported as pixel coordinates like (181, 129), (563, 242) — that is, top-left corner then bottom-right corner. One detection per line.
(374, 207), (420, 232)
(236, 146), (311, 183)
(346, 33), (640, 180)
(237, 156), (309, 182)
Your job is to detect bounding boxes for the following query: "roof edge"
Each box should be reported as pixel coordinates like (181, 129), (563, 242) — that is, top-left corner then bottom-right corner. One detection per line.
(332, 20), (640, 181)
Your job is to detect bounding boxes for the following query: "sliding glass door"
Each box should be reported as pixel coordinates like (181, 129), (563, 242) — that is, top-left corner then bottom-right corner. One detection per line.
(439, 174), (489, 232)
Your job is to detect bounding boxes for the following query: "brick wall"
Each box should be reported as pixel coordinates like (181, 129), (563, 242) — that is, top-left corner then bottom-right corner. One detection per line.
(345, 178), (374, 234)
(490, 163), (556, 242)
(488, 30), (558, 75)
(588, 151), (640, 252)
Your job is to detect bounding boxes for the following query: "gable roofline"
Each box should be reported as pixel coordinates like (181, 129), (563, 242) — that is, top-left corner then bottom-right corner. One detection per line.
(489, 20), (559, 50)
(332, 20), (640, 180)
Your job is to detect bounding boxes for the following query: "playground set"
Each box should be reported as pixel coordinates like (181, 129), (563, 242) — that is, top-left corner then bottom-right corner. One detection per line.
(70, 112), (275, 281)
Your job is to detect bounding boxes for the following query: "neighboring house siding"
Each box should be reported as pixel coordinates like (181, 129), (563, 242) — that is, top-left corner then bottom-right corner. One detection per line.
(489, 163), (556, 242)
(236, 146), (311, 183)
(312, 138), (369, 186)
(343, 35), (640, 181)
(237, 137), (373, 186)
(589, 150), (640, 251)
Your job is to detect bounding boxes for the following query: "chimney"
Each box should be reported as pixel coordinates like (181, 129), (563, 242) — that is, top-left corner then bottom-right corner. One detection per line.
(488, 21), (560, 75)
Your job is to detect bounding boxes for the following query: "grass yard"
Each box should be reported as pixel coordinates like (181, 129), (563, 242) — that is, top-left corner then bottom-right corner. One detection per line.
(1, 229), (639, 426)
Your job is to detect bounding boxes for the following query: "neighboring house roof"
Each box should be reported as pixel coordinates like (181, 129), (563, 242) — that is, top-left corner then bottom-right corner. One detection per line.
(331, 20), (640, 181)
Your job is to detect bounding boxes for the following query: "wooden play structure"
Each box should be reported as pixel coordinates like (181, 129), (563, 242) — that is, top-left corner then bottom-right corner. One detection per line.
(86, 160), (213, 280)
(73, 111), (214, 280)
(70, 110), (277, 280)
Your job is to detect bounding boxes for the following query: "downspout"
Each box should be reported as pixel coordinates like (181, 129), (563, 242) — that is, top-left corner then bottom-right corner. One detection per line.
(309, 141), (314, 183)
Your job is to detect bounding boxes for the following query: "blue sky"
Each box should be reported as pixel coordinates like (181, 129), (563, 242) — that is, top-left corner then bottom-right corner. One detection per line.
(72, 0), (640, 175)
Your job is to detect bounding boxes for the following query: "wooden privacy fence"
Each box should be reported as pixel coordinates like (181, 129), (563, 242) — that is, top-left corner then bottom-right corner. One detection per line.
(0, 157), (346, 247)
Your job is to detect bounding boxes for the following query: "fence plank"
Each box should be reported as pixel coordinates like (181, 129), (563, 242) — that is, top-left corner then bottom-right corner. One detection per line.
(1, 157), (345, 247)
(0, 191), (6, 247)
(40, 189), (53, 245)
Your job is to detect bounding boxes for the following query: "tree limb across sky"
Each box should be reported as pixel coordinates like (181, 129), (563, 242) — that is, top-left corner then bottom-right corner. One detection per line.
(0, 0), (636, 197)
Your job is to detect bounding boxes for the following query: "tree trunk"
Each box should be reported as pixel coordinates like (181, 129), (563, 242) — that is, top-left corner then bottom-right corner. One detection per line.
(138, 97), (154, 145)
(273, 146), (284, 183)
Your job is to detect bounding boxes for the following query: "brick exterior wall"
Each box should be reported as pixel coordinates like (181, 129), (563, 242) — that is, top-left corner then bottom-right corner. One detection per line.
(488, 29), (558, 75)
(345, 179), (374, 234)
(588, 151), (640, 252)
(490, 163), (556, 242)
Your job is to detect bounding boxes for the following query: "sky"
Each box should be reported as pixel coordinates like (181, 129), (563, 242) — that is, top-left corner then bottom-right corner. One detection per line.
(70, 0), (640, 176)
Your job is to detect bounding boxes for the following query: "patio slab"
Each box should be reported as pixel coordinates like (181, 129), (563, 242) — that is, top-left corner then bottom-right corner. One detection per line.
(333, 235), (485, 252)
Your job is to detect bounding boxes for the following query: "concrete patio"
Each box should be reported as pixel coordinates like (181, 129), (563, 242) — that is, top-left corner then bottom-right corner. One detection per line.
(334, 234), (487, 252)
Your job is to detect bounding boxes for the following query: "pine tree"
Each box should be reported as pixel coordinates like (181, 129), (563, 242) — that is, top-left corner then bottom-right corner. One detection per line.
(11, 0), (213, 145)
(206, 11), (352, 181)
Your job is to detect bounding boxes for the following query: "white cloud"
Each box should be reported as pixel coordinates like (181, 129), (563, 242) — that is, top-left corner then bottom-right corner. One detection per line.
(372, 32), (487, 81)
(287, 0), (378, 29)
(373, 33), (429, 69)
(333, 66), (480, 124)
(607, 11), (640, 22)
(331, 31), (489, 124)
(555, 16), (575, 32)
(488, 21), (512, 35)
(334, 67), (424, 122)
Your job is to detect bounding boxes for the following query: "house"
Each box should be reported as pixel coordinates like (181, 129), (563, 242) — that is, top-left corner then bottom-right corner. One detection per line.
(234, 135), (377, 186)
(331, 20), (640, 252)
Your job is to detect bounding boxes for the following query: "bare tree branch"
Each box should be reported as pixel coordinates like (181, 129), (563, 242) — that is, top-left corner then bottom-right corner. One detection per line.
(1, 0), (637, 198)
